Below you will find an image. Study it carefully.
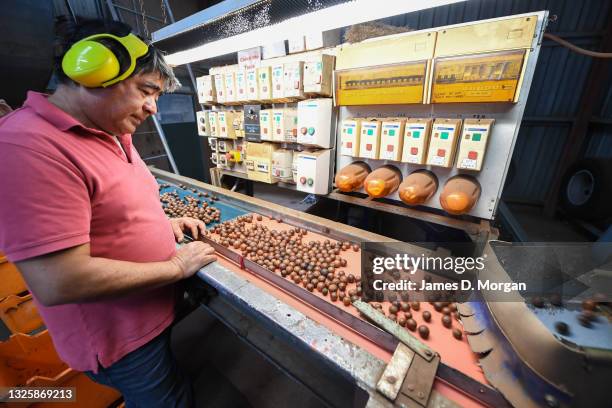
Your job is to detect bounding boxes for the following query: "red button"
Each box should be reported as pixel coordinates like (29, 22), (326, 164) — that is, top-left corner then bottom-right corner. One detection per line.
(346, 142), (352, 148)
(387, 145), (394, 152)
(411, 147), (418, 155)
(301, 127), (308, 135)
(263, 128), (268, 134)
(437, 149), (446, 157)
(300, 176), (307, 184)
(468, 151), (478, 160)
(221, 127), (225, 132)
(366, 144), (372, 151)
(277, 129), (281, 134)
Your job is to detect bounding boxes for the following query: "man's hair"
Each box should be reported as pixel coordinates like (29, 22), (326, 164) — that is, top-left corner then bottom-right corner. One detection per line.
(54, 16), (179, 92)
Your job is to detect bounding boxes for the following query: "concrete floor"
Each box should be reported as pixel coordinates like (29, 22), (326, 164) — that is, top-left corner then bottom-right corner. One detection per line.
(170, 306), (326, 408)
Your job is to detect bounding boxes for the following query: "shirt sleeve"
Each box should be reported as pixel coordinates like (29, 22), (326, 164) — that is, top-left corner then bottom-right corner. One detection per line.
(0, 143), (91, 262)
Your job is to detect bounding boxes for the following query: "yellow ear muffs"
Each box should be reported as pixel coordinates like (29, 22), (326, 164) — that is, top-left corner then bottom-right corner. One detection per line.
(62, 33), (149, 88)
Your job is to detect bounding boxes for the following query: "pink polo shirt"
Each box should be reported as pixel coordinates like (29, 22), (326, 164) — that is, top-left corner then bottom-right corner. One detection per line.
(0, 92), (177, 372)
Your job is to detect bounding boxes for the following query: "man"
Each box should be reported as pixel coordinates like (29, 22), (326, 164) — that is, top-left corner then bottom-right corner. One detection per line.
(0, 18), (215, 407)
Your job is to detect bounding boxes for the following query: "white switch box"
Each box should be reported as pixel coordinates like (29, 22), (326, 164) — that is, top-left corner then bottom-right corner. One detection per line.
(292, 150), (299, 183)
(208, 137), (217, 152)
(218, 111), (237, 139)
(224, 70), (236, 103)
(272, 64), (285, 100)
(288, 35), (306, 53)
(272, 149), (294, 181)
(196, 75), (216, 104)
(380, 119), (406, 161)
(246, 69), (259, 100)
(340, 118), (362, 157)
(259, 109), (273, 141)
(272, 108), (298, 142)
(232, 111), (245, 138)
(358, 119), (382, 159)
(235, 70), (247, 102)
(214, 73), (226, 104)
(283, 61), (305, 99)
(304, 55), (334, 97)
(196, 111), (209, 136)
(208, 111), (219, 137)
(258, 66), (273, 100)
(217, 139), (229, 153)
(297, 98), (334, 148)
(426, 118), (463, 168)
(401, 118), (433, 165)
(210, 152), (218, 165)
(296, 149), (332, 195)
(456, 119), (494, 171)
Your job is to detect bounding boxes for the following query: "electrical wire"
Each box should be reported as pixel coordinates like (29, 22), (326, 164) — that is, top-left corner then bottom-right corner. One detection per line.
(544, 33), (612, 58)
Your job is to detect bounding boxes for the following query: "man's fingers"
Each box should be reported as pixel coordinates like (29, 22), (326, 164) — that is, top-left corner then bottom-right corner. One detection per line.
(197, 221), (207, 236)
(172, 221), (184, 242)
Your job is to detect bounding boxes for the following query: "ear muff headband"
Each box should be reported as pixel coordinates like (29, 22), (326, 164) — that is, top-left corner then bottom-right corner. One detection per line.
(62, 33), (149, 88)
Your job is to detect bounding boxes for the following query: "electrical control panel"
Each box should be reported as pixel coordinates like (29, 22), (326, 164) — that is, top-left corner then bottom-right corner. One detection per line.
(232, 110), (245, 138)
(214, 73), (226, 104)
(272, 149), (294, 181)
(272, 64), (285, 100)
(208, 137), (217, 152)
(196, 111), (209, 136)
(217, 139), (229, 153)
(401, 118), (433, 164)
(218, 111), (237, 139)
(272, 108), (298, 142)
(246, 69), (259, 101)
(426, 118), (462, 168)
(259, 109), (273, 141)
(246, 142), (279, 183)
(358, 119), (382, 159)
(456, 119), (494, 171)
(258, 66), (273, 100)
(244, 105), (262, 142)
(224, 70), (236, 103)
(196, 75), (216, 104)
(296, 149), (332, 195)
(304, 54), (335, 97)
(208, 111), (219, 137)
(235, 70), (247, 102)
(340, 118), (361, 157)
(283, 61), (305, 99)
(380, 119), (406, 161)
(217, 152), (228, 168)
(297, 98), (334, 148)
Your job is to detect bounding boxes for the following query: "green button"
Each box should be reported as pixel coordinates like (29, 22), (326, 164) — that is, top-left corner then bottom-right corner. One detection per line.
(367, 129), (373, 136)
(472, 133), (482, 141)
(413, 131), (420, 139)
(441, 132), (449, 140)
(389, 129), (395, 136)
(347, 128), (353, 135)
(307, 178), (314, 186)
(308, 127), (315, 135)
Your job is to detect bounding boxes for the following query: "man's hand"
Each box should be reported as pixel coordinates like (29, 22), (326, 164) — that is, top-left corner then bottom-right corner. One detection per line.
(170, 217), (206, 242)
(171, 241), (217, 278)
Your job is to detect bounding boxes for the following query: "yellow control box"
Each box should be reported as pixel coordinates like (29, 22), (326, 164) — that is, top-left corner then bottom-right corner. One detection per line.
(208, 111), (219, 137)
(340, 118), (362, 157)
(246, 142), (279, 183)
(401, 118), (433, 164)
(380, 119), (406, 162)
(232, 110), (244, 138)
(359, 119), (382, 159)
(259, 109), (273, 141)
(426, 118), (462, 168)
(456, 119), (495, 171)
(258, 66), (273, 100)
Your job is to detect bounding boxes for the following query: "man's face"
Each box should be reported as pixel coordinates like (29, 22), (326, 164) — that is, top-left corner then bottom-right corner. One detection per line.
(83, 72), (164, 135)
